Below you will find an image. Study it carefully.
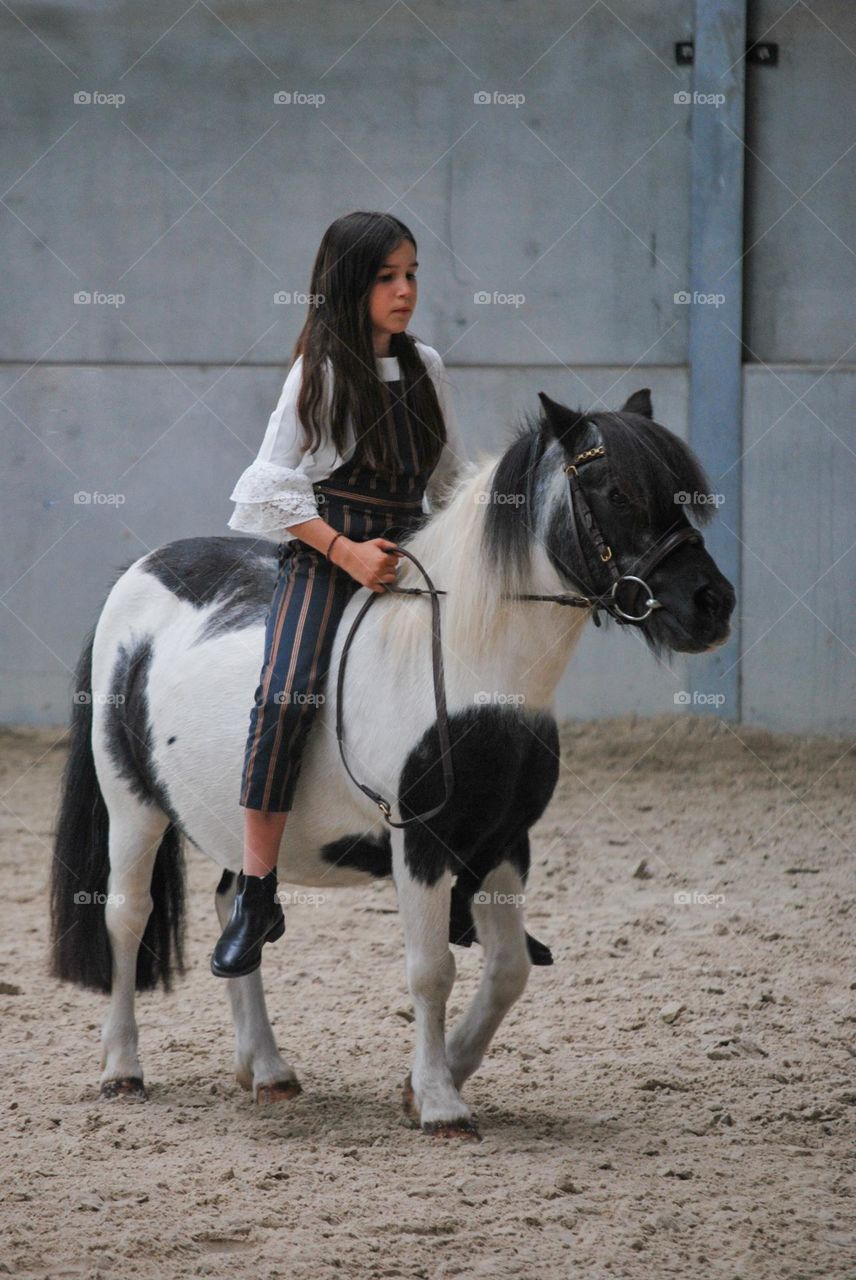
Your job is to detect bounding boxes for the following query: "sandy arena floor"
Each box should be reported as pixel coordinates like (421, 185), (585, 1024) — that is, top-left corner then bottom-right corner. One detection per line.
(0, 714), (853, 1280)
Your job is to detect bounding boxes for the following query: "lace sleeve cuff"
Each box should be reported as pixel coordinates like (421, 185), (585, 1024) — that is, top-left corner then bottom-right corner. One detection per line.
(226, 459), (320, 537)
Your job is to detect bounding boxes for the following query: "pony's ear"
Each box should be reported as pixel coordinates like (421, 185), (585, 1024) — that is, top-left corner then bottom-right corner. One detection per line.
(621, 388), (653, 418)
(538, 392), (588, 453)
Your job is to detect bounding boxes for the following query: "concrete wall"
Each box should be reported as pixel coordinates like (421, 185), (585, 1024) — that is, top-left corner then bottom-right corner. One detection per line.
(2, 0), (853, 732)
(741, 367), (856, 734)
(744, 1), (856, 362)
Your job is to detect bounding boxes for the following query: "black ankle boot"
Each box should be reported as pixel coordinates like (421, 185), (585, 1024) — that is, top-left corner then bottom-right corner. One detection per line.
(210, 869), (285, 978)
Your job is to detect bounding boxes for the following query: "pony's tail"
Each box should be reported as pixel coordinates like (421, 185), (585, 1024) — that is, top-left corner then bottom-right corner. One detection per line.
(49, 628), (187, 994)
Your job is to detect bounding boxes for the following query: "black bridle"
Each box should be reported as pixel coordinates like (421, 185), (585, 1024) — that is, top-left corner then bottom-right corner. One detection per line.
(335, 443), (704, 827)
(523, 444), (705, 627)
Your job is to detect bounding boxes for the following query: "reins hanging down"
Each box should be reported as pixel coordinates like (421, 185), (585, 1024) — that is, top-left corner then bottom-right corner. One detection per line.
(334, 444), (704, 827)
(335, 544), (455, 829)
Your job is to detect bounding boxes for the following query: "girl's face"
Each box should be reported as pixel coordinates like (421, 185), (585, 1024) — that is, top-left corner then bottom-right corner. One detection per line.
(368, 239), (418, 355)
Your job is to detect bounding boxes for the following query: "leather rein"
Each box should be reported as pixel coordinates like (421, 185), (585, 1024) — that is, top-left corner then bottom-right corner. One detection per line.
(335, 443), (704, 828)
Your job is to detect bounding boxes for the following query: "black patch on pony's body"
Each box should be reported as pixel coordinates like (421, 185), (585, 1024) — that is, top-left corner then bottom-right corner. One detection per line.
(106, 636), (166, 808)
(398, 704), (560, 887)
(140, 536), (277, 640)
(320, 833), (393, 878)
(105, 636), (203, 853)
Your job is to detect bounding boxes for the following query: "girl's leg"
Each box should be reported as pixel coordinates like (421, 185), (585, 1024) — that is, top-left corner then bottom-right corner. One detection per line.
(241, 546), (354, 813)
(213, 546), (354, 978)
(243, 808), (288, 878)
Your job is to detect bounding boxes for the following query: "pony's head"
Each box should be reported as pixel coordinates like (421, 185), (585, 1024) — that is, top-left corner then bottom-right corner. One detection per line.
(483, 389), (735, 654)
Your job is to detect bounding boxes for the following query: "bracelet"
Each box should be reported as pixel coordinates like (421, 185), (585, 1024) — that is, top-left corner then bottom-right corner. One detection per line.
(326, 531), (345, 562)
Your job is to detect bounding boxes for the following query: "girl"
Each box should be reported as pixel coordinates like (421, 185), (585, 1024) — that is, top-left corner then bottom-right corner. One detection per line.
(212, 211), (465, 978)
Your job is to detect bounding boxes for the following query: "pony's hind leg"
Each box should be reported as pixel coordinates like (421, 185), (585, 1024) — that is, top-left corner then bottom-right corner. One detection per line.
(214, 872), (301, 1104)
(446, 862), (531, 1091)
(392, 830), (478, 1139)
(100, 804), (169, 1099)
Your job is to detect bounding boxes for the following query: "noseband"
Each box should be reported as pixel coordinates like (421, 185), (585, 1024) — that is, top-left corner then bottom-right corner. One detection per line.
(335, 442), (704, 826)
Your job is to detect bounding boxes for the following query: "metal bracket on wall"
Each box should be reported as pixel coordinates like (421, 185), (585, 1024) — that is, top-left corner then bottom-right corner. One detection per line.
(675, 41), (778, 66)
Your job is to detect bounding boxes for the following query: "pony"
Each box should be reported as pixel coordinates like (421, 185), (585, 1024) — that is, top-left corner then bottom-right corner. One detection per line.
(50, 389), (735, 1138)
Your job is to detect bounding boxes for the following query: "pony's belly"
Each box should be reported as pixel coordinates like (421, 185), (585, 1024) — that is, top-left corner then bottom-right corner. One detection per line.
(274, 856), (378, 889)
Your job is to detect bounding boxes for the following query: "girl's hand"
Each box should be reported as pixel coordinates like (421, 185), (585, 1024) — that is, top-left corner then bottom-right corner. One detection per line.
(333, 537), (403, 593)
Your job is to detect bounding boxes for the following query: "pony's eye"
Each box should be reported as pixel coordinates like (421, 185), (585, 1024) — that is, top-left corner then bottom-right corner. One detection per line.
(609, 488), (629, 508)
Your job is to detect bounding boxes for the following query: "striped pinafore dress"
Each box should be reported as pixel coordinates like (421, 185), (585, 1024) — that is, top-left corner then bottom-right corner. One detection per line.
(240, 368), (433, 812)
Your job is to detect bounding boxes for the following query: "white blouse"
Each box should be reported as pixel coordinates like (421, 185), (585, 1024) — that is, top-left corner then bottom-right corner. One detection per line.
(227, 340), (466, 543)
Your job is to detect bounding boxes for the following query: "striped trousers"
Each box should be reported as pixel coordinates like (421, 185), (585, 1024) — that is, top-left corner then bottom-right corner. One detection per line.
(239, 490), (425, 812)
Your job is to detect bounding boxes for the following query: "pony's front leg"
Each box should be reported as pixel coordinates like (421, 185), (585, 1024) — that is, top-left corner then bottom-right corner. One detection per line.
(214, 873), (301, 1105)
(392, 831), (478, 1139)
(446, 862), (531, 1090)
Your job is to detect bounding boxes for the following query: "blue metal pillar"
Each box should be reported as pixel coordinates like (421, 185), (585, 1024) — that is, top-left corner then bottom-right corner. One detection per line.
(687, 0), (747, 720)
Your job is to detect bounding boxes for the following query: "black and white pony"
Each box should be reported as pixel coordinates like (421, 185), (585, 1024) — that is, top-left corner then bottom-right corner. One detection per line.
(50, 389), (735, 1138)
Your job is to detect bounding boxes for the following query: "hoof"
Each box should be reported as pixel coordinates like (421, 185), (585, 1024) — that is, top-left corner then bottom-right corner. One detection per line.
(402, 1075), (479, 1137)
(423, 1118), (482, 1141)
(100, 1076), (147, 1101)
(255, 1079), (302, 1105)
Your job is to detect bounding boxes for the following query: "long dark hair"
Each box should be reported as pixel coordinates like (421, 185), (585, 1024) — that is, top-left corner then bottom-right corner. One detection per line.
(292, 211), (447, 477)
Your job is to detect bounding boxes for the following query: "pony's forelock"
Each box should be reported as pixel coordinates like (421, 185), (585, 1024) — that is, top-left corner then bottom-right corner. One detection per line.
(586, 410), (717, 527)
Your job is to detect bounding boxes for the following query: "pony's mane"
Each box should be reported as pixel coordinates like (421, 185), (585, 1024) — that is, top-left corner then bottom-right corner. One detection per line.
(379, 456), (512, 664)
(482, 419), (551, 603)
(376, 406), (715, 664)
